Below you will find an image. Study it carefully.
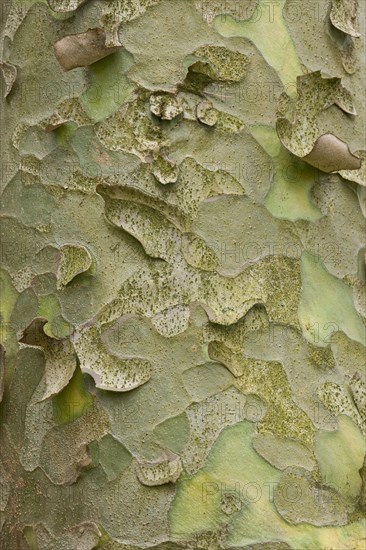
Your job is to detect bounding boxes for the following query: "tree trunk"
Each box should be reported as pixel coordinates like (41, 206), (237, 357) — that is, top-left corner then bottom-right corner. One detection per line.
(1, 0), (365, 548)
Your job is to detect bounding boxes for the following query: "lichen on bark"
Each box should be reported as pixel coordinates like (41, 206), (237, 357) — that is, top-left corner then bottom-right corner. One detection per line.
(0, 0), (365, 548)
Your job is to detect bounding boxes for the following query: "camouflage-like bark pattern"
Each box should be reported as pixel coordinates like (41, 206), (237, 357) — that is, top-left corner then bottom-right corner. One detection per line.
(0, 1), (365, 548)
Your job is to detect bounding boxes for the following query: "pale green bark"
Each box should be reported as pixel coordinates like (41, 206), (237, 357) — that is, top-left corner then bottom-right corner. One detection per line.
(0, 0), (365, 548)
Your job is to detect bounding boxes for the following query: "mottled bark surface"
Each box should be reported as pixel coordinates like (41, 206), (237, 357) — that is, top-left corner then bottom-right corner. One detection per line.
(0, 0), (365, 548)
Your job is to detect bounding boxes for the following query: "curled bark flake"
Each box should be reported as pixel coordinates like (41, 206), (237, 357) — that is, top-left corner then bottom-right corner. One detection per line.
(54, 28), (122, 71)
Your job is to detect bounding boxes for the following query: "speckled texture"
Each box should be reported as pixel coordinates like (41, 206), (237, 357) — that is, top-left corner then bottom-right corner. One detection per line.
(1, 0), (365, 548)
